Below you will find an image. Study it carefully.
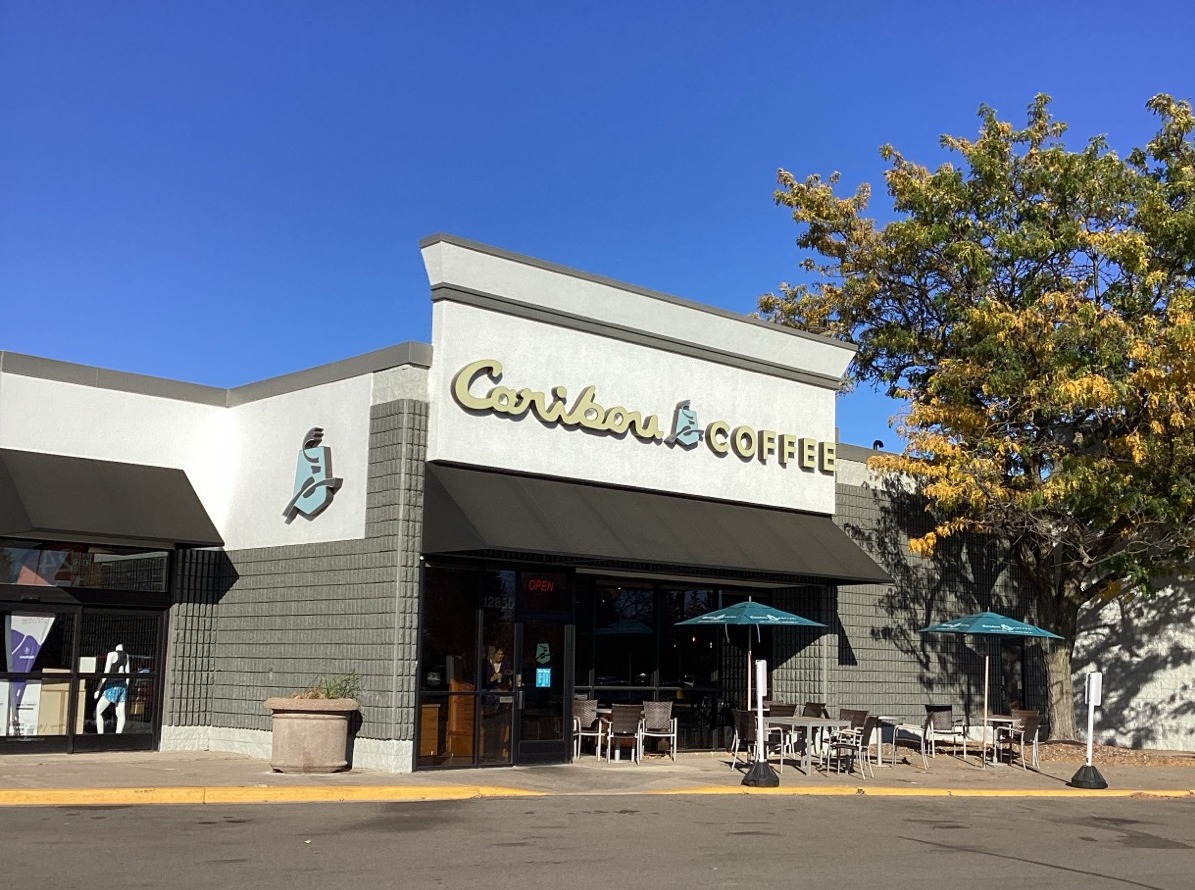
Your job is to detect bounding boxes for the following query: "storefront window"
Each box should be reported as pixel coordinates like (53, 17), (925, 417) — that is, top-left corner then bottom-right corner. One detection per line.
(0, 542), (168, 593)
(658, 588), (717, 688)
(418, 565), (480, 767)
(593, 584), (654, 686)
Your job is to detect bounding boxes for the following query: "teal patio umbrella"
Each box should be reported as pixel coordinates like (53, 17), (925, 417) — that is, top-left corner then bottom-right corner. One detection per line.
(678, 601), (826, 786)
(677, 601), (826, 713)
(918, 611), (1063, 761)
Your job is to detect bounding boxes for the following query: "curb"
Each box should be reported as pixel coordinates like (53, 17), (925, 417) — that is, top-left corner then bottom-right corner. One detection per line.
(649, 785), (1195, 799)
(0, 785), (546, 807)
(0, 785), (1191, 806)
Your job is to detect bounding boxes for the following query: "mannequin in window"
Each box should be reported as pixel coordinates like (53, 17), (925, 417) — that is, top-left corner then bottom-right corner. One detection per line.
(94, 644), (130, 734)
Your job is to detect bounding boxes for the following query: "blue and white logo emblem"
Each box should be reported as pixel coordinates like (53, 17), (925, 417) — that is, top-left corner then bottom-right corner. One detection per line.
(283, 427), (343, 523)
(664, 400), (703, 448)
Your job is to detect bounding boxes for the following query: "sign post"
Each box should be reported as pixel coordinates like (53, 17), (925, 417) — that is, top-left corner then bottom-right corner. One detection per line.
(1069, 670), (1108, 789)
(742, 659), (780, 787)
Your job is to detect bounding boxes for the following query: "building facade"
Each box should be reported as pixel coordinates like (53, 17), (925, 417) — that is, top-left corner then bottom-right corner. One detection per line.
(2, 235), (1179, 768)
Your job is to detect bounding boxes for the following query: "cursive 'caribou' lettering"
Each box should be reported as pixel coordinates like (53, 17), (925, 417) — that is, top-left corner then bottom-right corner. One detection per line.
(451, 359), (664, 440)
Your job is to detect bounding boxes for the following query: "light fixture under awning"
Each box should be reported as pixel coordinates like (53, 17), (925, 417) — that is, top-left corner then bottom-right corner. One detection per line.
(0, 449), (223, 548)
(423, 463), (890, 585)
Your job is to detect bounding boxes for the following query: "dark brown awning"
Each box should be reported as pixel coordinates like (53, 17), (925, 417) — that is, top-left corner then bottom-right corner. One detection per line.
(423, 463), (890, 585)
(0, 449), (223, 548)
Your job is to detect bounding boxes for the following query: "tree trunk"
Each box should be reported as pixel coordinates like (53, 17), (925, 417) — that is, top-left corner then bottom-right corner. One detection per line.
(1033, 571), (1083, 741)
(1044, 644), (1077, 740)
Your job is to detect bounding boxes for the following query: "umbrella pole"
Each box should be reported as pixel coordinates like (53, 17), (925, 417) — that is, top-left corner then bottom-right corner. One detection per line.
(746, 631), (753, 709)
(982, 652), (990, 768)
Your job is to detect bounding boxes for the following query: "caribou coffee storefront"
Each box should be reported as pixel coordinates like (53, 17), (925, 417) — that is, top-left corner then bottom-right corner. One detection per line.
(0, 235), (891, 771)
(412, 237), (889, 768)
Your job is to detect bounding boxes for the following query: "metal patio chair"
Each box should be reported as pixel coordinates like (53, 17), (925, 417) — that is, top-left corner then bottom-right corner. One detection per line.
(640, 701), (678, 760)
(921, 704), (970, 767)
(572, 697), (605, 760)
(995, 708), (1041, 770)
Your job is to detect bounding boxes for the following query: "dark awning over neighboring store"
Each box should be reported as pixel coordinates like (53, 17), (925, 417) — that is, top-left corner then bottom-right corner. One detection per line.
(0, 449), (224, 548)
(423, 463), (891, 585)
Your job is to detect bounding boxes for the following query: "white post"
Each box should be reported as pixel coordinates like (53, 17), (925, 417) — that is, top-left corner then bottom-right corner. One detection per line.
(1085, 671), (1103, 766)
(1068, 669), (1107, 788)
(754, 659), (767, 765)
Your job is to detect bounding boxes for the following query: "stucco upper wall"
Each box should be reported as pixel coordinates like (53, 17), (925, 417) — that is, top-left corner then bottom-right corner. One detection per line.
(420, 235), (856, 382)
(426, 277), (842, 515)
(220, 374), (374, 550)
(0, 370), (235, 530)
(0, 349), (430, 550)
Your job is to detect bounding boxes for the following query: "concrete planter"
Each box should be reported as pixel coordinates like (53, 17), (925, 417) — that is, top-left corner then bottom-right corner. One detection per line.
(264, 697), (360, 773)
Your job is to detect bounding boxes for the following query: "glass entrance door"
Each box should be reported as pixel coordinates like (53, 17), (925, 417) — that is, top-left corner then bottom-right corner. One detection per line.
(416, 563), (574, 770)
(514, 616), (567, 763)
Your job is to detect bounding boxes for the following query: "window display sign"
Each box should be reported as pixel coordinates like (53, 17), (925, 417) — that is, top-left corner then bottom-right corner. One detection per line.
(535, 667), (551, 688)
(4, 614), (55, 736)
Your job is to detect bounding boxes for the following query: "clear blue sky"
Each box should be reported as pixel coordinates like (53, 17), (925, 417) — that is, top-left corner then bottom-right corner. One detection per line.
(2, 3), (1191, 448)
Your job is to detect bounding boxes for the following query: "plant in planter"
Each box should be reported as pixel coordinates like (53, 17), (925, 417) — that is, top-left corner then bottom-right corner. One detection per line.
(264, 671), (363, 774)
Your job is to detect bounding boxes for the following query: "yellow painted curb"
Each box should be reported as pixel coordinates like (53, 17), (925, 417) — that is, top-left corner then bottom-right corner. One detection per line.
(0, 785), (546, 807)
(649, 786), (1195, 798)
(1, 785), (1190, 806)
(0, 787), (207, 806)
(202, 785), (546, 804)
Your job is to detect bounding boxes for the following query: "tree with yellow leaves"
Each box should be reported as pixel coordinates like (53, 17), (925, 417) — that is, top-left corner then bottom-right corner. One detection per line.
(760, 95), (1195, 740)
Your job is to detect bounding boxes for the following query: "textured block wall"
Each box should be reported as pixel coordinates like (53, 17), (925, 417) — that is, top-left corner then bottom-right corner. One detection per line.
(165, 548), (228, 726)
(166, 398), (427, 743)
(770, 463), (1046, 727)
(1074, 581), (1195, 751)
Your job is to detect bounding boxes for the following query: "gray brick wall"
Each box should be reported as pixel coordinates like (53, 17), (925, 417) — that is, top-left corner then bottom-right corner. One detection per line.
(165, 548), (228, 726)
(770, 464), (1047, 726)
(165, 397), (427, 744)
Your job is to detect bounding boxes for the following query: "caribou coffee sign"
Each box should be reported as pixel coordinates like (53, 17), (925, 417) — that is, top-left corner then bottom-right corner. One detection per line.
(451, 358), (836, 473)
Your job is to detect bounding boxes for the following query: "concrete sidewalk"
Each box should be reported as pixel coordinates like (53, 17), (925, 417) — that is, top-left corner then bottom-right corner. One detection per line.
(1, 748), (1192, 806)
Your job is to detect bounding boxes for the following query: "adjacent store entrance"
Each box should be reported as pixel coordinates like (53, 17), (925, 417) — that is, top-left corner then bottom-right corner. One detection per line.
(1, 543), (170, 754)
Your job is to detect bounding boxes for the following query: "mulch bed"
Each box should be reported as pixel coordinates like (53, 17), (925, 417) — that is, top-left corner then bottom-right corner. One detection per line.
(1038, 740), (1195, 767)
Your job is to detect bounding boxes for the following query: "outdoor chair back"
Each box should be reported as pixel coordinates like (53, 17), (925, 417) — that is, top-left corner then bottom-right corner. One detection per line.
(802, 701), (828, 717)
(729, 708), (759, 769)
(606, 703), (643, 763)
(641, 700), (678, 760)
(574, 697), (599, 729)
(926, 705), (957, 732)
(642, 700), (673, 732)
(838, 708), (869, 730)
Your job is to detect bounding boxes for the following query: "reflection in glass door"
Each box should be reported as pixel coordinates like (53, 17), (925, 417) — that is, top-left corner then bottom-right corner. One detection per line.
(477, 571), (516, 766)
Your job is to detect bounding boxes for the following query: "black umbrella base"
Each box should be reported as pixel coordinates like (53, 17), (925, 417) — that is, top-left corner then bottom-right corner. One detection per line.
(1068, 764), (1108, 789)
(742, 760), (781, 787)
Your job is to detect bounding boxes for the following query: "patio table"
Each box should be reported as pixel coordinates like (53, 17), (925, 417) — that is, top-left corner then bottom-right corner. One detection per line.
(766, 716), (851, 775)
